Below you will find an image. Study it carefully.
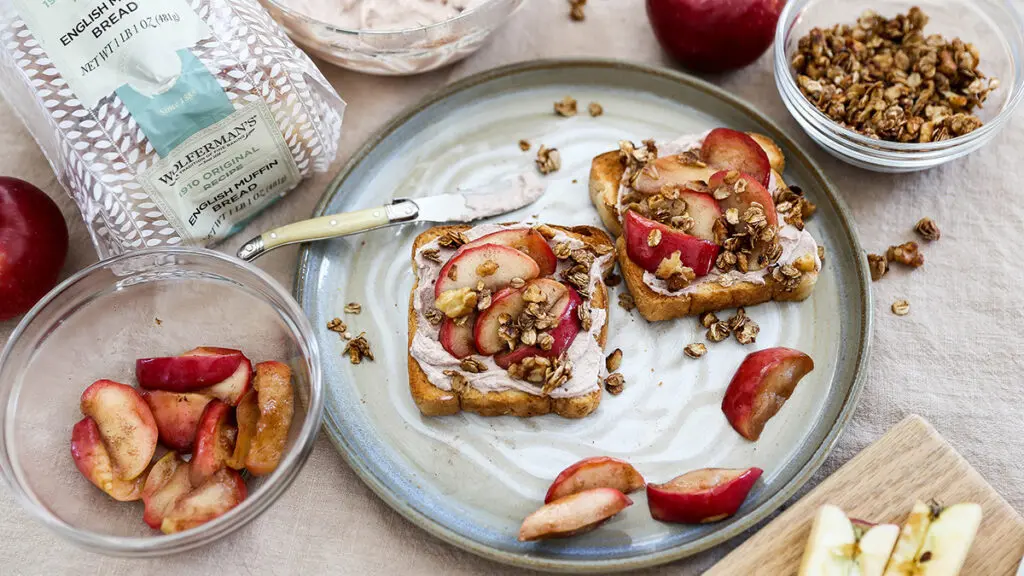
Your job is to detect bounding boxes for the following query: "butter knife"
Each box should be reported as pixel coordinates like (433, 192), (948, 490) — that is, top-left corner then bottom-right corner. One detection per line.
(236, 174), (545, 262)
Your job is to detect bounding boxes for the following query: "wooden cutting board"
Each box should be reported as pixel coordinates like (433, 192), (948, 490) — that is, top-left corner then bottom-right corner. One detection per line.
(707, 415), (1024, 575)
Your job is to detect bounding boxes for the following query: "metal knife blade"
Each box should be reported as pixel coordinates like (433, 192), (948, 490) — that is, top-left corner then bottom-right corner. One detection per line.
(411, 172), (546, 223)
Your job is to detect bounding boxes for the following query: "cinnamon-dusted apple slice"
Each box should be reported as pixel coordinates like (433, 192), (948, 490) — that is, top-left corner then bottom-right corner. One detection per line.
(190, 399), (236, 486)
(633, 155), (717, 195)
(883, 501), (982, 576)
(701, 128), (771, 187)
(435, 244), (540, 297)
(722, 347), (814, 441)
(494, 285), (581, 369)
(460, 229), (558, 276)
(142, 452), (193, 529)
(519, 488), (633, 541)
(70, 417), (146, 501)
(647, 467), (762, 524)
(677, 189), (723, 241)
(79, 379), (158, 481)
(136, 350), (244, 393)
(623, 210), (719, 277)
(544, 457), (645, 503)
(161, 467), (247, 534)
(181, 347), (253, 406)
(798, 505), (899, 576)
(141, 391), (213, 452)
(708, 170), (779, 229)
(226, 390), (258, 470)
(245, 361), (295, 476)
(439, 312), (478, 359)
(475, 279), (569, 356)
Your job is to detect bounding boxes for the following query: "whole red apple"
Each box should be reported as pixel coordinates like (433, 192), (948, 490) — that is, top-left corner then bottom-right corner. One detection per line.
(0, 177), (69, 320)
(646, 0), (784, 73)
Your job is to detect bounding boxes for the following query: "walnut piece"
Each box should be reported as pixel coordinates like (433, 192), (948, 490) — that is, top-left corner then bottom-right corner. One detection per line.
(606, 348), (622, 372)
(343, 333), (374, 364)
(617, 292), (636, 311)
(435, 287), (478, 318)
(914, 218), (941, 241)
(683, 343), (707, 359)
(536, 145), (561, 175)
(554, 96), (578, 117)
(460, 357), (488, 373)
(327, 318), (347, 333)
(604, 373), (624, 395)
(476, 259), (499, 277)
(588, 102), (603, 117)
(887, 241), (925, 268)
(655, 251), (684, 280)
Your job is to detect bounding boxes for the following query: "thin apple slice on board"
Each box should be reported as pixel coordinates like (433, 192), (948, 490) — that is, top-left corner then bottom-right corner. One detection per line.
(701, 128), (772, 187)
(136, 351), (244, 393)
(797, 505), (899, 576)
(245, 361), (295, 476)
(883, 502), (982, 576)
(721, 347), (815, 441)
(623, 210), (719, 277)
(141, 390), (213, 452)
(854, 519), (901, 576)
(459, 229), (558, 276)
(190, 399), (236, 486)
(646, 467), (762, 524)
(519, 488), (633, 541)
(79, 379), (158, 481)
(69, 417), (146, 501)
(160, 467), (247, 534)
(142, 452), (193, 529)
(435, 243), (540, 297)
(181, 347), (253, 406)
(883, 500), (936, 575)
(544, 457), (645, 503)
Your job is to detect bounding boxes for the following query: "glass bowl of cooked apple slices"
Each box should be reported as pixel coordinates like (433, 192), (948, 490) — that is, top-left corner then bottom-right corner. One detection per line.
(0, 247), (323, 556)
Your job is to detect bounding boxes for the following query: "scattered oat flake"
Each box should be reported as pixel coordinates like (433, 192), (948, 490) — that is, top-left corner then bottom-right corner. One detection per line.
(327, 317), (347, 333)
(536, 145), (561, 175)
(554, 96), (577, 117)
(518, 139), (531, 151)
(154, 317), (162, 325)
(588, 102), (603, 117)
(684, 343), (707, 359)
(892, 299), (910, 316)
(606, 348), (622, 372)
(914, 218), (941, 241)
(344, 302), (362, 314)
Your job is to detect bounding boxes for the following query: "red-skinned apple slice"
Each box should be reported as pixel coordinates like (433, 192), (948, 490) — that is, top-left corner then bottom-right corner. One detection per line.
(701, 128), (771, 187)
(721, 347), (814, 441)
(245, 361), (294, 476)
(494, 286), (582, 369)
(136, 351), (243, 393)
(473, 287), (526, 355)
(190, 400), (236, 486)
(623, 210), (719, 277)
(160, 467), (247, 534)
(142, 452), (193, 529)
(677, 189), (723, 241)
(435, 244), (540, 298)
(708, 170), (779, 228)
(79, 379), (158, 481)
(439, 311), (478, 359)
(633, 155), (717, 195)
(544, 457), (645, 503)
(226, 390), (258, 470)
(141, 391), (213, 452)
(180, 347), (253, 406)
(460, 229), (557, 276)
(519, 488), (633, 541)
(647, 467), (762, 524)
(70, 417), (146, 501)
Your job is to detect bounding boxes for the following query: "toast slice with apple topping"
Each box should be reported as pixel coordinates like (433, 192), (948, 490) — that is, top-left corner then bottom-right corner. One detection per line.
(589, 128), (820, 321)
(408, 223), (615, 419)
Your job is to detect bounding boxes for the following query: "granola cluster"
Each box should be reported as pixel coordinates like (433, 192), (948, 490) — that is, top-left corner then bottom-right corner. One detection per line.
(711, 172), (782, 276)
(697, 308), (761, 348)
(507, 354), (574, 395)
(792, 7), (999, 143)
(869, 239), (926, 281)
(330, 308), (375, 364)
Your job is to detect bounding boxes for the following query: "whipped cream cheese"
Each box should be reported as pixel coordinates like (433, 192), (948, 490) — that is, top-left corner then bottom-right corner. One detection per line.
(617, 132), (821, 297)
(284, 0), (490, 31)
(411, 223), (611, 399)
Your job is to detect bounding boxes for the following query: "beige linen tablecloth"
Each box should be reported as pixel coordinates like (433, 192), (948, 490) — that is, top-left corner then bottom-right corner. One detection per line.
(2, 2), (1022, 573)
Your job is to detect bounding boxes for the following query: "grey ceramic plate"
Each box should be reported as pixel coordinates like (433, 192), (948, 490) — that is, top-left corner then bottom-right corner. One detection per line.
(295, 59), (872, 572)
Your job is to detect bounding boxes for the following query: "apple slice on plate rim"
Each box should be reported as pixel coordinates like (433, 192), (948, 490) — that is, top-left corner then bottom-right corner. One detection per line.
(295, 60), (871, 569)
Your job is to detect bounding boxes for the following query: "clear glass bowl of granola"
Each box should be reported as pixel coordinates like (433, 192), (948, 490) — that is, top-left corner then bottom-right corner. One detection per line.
(775, 0), (1024, 172)
(259, 0), (525, 75)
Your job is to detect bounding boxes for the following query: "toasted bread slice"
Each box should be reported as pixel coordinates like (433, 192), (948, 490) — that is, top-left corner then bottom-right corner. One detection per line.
(408, 224), (614, 419)
(590, 132), (818, 322)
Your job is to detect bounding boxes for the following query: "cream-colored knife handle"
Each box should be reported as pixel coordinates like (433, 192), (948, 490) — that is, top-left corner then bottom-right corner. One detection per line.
(236, 199), (418, 261)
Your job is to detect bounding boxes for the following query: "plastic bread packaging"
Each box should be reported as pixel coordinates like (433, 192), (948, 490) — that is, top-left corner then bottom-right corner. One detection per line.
(0, 0), (345, 257)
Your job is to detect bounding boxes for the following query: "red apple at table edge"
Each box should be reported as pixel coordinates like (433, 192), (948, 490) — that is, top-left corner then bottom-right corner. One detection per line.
(647, 467), (763, 524)
(624, 210), (719, 277)
(722, 347), (814, 441)
(435, 243), (540, 298)
(545, 457), (646, 504)
(439, 311), (479, 359)
(702, 128), (772, 188)
(646, 0), (784, 74)
(494, 286), (582, 369)
(459, 229), (558, 276)
(0, 176), (69, 321)
(519, 488), (633, 541)
(136, 350), (244, 393)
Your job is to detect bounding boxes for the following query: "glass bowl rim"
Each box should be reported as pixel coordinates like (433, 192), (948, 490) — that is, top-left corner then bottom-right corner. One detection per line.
(0, 246), (324, 556)
(259, 0), (517, 37)
(774, 0), (1024, 153)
